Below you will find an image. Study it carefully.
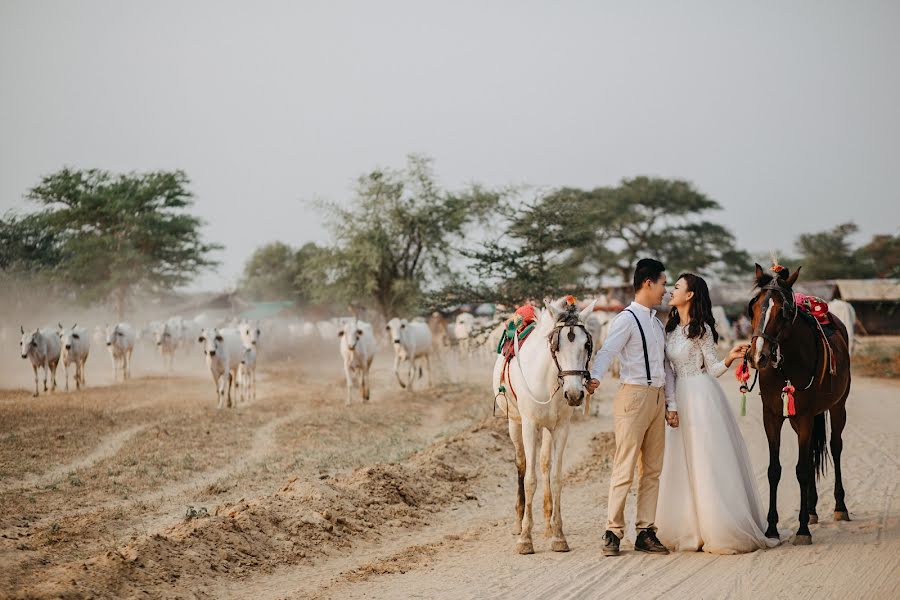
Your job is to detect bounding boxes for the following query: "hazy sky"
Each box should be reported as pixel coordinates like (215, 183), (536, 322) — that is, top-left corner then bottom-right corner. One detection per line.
(2, 0), (898, 291)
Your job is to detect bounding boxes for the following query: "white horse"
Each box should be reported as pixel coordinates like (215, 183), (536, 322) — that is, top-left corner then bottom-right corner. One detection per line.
(493, 298), (595, 554)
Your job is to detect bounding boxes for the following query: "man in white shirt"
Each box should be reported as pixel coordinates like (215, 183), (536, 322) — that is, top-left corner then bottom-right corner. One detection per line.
(586, 258), (676, 557)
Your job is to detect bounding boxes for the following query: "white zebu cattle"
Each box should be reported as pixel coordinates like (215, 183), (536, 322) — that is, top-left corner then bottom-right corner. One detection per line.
(239, 320), (261, 351)
(829, 299), (856, 355)
(386, 317), (432, 390)
(453, 312), (475, 355)
(198, 328), (243, 409)
(20, 326), (61, 397)
(155, 317), (183, 371)
(58, 324), (90, 391)
(338, 319), (376, 404)
(106, 323), (136, 381)
(238, 346), (257, 403)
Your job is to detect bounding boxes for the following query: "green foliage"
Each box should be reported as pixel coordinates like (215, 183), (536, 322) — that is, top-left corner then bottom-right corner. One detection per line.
(239, 241), (325, 304)
(792, 222), (899, 280)
(573, 177), (751, 282)
(316, 154), (501, 318)
(436, 176), (750, 308)
(12, 168), (220, 317)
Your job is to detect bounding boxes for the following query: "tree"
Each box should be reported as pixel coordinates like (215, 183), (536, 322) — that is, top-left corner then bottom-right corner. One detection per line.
(316, 155), (500, 319)
(22, 168), (220, 318)
(794, 222), (873, 280)
(240, 241), (326, 305)
(573, 177), (751, 282)
(449, 189), (595, 306)
(858, 233), (900, 278)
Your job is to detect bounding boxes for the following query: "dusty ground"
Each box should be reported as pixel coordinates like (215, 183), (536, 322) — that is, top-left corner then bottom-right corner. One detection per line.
(1, 343), (898, 599)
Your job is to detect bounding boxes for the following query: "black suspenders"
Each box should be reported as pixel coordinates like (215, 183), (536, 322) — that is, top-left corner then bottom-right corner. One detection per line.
(624, 309), (653, 386)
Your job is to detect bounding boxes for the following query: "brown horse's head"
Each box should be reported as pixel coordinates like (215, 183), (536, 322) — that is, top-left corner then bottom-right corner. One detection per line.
(747, 263), (802, 369)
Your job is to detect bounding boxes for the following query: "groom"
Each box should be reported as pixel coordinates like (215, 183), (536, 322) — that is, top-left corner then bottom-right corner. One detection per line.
(586, 258), (677, 556)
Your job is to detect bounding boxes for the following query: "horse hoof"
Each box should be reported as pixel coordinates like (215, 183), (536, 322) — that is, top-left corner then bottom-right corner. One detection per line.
(808, 514), (818, 525)
(793, 535), (812, 546)
(834, 511), (851, 521)
(516, 541), (535, 555)
(551, 540), (570, 552)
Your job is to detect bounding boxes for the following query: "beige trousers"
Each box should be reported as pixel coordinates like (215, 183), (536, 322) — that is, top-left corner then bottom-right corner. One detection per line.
(607, 384), (666, 540)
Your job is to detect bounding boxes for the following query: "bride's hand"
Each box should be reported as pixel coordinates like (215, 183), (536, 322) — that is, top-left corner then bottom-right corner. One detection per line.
(726, 344), (748, 366)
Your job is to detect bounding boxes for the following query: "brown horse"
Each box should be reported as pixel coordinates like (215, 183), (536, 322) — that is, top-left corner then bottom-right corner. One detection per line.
(747, 263), (852, 545)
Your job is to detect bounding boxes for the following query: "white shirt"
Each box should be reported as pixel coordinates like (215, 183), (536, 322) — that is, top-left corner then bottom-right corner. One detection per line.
(590, 301), (677, 411)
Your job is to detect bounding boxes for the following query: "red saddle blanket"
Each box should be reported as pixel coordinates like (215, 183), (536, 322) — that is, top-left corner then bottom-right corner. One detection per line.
(793, 293), (831, 325)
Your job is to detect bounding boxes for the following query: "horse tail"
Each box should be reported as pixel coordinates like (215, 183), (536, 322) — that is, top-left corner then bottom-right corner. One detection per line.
(812, 412), (830, 481)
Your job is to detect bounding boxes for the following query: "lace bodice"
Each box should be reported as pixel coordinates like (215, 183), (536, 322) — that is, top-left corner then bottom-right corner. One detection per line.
(665, 324), (728, 379)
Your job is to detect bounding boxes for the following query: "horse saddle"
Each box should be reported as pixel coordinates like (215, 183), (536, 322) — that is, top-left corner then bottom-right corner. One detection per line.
(497, 305), (538, 360)
(794, 293), (837, 337)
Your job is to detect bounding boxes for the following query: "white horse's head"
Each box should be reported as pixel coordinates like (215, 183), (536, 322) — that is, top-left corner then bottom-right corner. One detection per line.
(541, 298), (597, 406)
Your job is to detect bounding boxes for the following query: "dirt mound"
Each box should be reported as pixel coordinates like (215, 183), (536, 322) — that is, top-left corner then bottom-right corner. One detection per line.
(13, 419), (509, 599)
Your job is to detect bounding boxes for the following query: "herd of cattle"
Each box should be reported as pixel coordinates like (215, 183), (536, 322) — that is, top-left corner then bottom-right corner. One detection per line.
(12, 307), (586, 408)
(15, 317), (262, 408)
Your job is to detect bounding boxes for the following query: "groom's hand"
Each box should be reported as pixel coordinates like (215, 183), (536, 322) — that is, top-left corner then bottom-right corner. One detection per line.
(586, 378), (600, 394)
(666, 411), (679, 428)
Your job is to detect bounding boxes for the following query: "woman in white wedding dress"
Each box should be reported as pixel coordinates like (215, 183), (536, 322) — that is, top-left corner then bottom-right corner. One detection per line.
(656, 273), (781, 554)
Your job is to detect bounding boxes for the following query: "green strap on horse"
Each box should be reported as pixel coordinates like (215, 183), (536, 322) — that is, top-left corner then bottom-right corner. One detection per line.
(497, 321), (536, 355)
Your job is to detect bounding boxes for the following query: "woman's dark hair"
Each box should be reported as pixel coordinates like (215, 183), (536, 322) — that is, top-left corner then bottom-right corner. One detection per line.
(633, 258), (666, 292)
(665, 272), (719, 343)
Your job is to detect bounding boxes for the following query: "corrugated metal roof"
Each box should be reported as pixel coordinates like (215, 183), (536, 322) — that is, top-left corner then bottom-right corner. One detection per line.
(834, 279), (900, 301)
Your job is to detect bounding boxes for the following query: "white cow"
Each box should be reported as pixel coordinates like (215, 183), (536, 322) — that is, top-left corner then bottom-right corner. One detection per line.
(20, 326), (61, 397)
(453, 312), (475, 356)
(239, 320), (261, 351)
(238, 345), (257, 403)
(106, 322), (136, 381)
(386, 317), (433, 390)
(338, 319), (376, 404)
(155, 317), (183, 371)
(198, 328), (243, 409)
(58, 323), (90, 391)
(829, 299), (857, 355)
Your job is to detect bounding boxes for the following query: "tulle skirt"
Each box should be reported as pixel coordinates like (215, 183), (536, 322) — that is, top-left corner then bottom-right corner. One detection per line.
(657, 373), (780, 554)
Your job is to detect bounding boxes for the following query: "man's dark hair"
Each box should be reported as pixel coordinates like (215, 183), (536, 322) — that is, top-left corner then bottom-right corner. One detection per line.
(633, 258), (666, 292)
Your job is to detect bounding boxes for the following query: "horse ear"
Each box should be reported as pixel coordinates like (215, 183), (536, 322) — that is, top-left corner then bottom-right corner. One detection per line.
(20, 325), (24, 334)
(578, 300), (597, 322)
(754, 263), (764, 281)
(786, 266), (801, 287)
(544, 299), (562, 321)
(58, 322), (63, 330)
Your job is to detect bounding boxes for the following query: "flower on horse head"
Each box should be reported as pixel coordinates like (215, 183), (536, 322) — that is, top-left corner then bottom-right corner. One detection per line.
(565, 295), (577, 306)
(770, 263), (786, 274)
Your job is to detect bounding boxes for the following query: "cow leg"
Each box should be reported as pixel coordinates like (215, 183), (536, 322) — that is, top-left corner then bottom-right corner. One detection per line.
(227, 371), (234, 408)
(32, 364), (39, 397)
(508, 418), (526, 535)
(831, 403), (851, 520)
(540, 429), (552, 537)
(50, 360), (58, 391)
(64, 363), (70, 392)
(550, 422), (571, 552)
(217, 373), (225, 409)
(516, 421), (539, 555)
(344, 363), (354, 405)
(42, 363), (48, 392)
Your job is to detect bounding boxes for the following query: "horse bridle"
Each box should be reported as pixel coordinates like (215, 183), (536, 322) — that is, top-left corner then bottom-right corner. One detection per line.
(548, 312), (594, 391)
(749, 281), (797, 369)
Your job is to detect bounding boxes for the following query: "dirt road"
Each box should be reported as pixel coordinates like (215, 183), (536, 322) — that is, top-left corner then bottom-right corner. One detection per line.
(1, 349), (897, 599)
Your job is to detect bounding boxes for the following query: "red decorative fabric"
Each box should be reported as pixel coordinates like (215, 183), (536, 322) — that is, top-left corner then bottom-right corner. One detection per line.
(793, 293), (831, 325)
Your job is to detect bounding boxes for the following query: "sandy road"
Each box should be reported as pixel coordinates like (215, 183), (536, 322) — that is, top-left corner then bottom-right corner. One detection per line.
(1, 345), (897, 598)
(264, 376), (900, 600)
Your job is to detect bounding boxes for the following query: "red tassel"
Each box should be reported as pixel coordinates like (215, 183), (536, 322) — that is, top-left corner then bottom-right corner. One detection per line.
(782, 382), (796, 417)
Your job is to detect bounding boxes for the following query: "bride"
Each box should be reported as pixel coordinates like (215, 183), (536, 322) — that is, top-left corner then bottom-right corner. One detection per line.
(656, 273), (780, 554)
